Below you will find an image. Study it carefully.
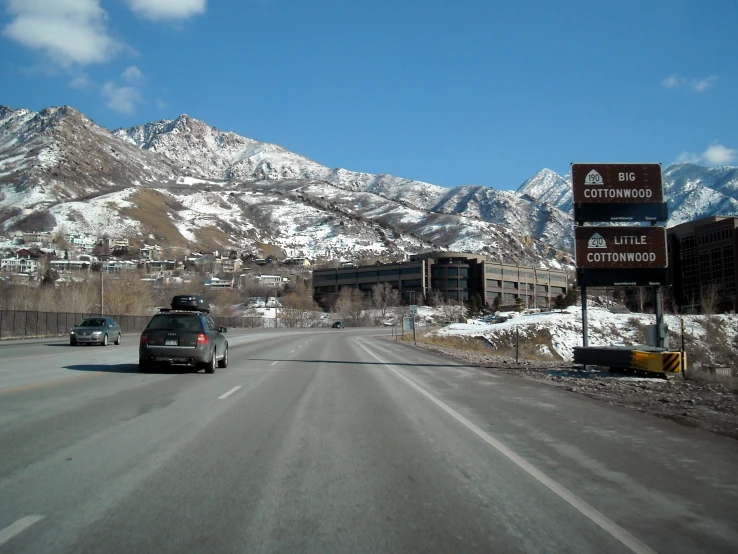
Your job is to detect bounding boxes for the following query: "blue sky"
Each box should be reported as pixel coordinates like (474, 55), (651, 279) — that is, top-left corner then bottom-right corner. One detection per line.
(1, 0), (736, 190)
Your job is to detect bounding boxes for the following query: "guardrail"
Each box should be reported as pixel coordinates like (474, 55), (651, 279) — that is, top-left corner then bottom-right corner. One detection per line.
(573, 345), (686, 375)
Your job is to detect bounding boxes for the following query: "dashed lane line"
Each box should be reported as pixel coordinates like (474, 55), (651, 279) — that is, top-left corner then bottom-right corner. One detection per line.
(0, 516), (44, 548)
(218, 386), (242, 400)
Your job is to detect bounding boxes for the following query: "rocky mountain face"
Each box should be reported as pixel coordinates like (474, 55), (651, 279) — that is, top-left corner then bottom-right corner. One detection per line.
(517, 165), (738, 226)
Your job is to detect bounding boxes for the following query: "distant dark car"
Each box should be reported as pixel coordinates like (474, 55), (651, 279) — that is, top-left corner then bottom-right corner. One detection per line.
(332, 321), (344, 329)
(138, 295), (228, 374)
(70, 317), (122, 346)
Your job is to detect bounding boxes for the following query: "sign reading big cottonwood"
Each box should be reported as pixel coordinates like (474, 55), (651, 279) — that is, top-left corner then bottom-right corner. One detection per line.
(572, 163), (663, 204)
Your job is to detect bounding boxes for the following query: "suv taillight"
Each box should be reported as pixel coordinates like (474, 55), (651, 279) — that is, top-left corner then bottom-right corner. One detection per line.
(140, 332), (148, 344)
(197, 333), (208, 345)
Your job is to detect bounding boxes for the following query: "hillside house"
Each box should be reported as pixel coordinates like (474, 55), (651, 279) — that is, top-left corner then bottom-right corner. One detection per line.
(207, 275), (235, 290)
(1, 257), (39, 274)
(139, 244), (163, 261)
(65, 234), (97, 249)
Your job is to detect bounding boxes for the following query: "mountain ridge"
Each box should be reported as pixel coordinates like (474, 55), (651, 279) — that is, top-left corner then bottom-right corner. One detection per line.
(2, 104), (737, 267)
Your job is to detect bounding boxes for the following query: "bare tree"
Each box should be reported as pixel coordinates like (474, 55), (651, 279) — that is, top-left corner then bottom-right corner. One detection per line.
(104, 270), (154, 315)
(372, 283), (400, 319)
(700, 282), (721, 319)
(335, 288), (367, 326)
(280, 292), (321, 327)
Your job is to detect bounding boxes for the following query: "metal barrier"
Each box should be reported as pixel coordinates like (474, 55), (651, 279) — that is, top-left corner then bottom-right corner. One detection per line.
(573, 345), (686, 375)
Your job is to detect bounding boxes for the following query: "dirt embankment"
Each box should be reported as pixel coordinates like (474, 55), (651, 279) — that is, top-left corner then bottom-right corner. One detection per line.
(393, 339), (738, 441)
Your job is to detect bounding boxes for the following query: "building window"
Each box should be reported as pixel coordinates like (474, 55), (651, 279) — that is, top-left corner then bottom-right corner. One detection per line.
(378, 269), (398, 276)
(486, 291), (500, 298)
(402, 279), (422, 288)
(724, 245), (736, 295)
(459, 268), (469, 278)
(400, 267), (421, 275)
(503, 281), (517, 289)
(486, 279), (501, 287)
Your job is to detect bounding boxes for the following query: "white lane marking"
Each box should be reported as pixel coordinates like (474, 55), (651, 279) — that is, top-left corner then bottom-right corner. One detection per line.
(270, 361), (279, 366)
(356, 340), (658, 554)
(0, 516), (44, 548)
(218, 386), (242, 400)
(289, 350), (295, 354)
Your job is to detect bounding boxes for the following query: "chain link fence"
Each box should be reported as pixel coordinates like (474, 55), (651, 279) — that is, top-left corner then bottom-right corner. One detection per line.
(0, 310), (272, 339)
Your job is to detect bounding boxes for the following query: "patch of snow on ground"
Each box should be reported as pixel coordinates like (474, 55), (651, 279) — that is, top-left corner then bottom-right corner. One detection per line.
(432, 306), (737, 362)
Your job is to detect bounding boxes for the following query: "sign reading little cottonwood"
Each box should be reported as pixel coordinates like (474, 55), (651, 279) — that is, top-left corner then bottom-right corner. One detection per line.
(575, 226), (667, 269)
(572, 163), (663, 204)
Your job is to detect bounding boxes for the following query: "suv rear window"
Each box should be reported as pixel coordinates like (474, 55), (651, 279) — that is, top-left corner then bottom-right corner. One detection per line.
(147, 314), (203, 332)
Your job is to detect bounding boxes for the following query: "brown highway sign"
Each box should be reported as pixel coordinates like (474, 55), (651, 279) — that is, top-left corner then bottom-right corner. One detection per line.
(572, 163), (663, 203)
(575, 226), (667, 269)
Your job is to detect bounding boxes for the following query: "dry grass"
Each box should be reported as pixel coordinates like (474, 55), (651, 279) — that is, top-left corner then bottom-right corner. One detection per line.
(194, 226), (232, 252)
(120, 190), (188, 247)
(255, 242), (287, 259)
(684, 368), (738, 391)
(626, 316), (648, 344)
(401, 328), (562, 362)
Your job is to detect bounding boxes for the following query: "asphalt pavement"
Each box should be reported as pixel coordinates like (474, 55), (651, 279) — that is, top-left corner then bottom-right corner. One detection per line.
(0, 327), (736, 553)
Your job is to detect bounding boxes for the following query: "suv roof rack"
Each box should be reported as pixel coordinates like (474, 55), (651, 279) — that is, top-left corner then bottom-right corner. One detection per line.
(168, 295), (211, 313)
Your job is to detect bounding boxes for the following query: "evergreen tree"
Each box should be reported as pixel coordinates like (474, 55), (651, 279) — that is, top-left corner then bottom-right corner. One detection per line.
(467, 293), (483, 319)
(562, 286), (579, 308)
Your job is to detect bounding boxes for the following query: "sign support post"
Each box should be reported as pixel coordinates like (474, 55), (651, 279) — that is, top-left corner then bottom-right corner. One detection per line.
(581, 285), (589, 348)
(655, 286), (664, 348)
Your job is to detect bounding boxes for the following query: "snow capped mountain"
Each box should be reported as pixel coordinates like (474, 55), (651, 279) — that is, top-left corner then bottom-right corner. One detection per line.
(661, 164), (738, 226)
(8, 104), (735, 266)
(517, 168), (573, 213)
(0, 105), (573, 266)
(114, 114), (574, 248)
(516, 164), (738, 227)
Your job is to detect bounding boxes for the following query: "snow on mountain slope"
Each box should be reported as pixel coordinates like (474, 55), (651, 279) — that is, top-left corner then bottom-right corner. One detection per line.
(0, 105), (178, 216)
(516, 164), (738, 228)
(115, 114), (572, 246)
(517, 168), (573, 213)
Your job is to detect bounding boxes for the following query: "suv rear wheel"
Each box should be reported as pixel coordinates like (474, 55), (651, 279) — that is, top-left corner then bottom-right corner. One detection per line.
(217, 346), (228, 368)
(204, 350), (216, 374)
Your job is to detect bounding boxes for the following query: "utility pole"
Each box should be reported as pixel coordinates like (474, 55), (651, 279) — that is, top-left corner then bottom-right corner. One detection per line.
(100, 265), (104, 315)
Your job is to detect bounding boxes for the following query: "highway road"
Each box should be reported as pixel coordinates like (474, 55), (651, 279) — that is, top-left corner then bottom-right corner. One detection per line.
(0, 328), (737, 553)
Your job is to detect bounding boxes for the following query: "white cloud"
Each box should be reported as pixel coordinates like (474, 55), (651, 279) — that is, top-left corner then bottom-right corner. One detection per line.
(122, 65), (145, 84)
(691, 75), (718, 92)
(702, 144), (736, 165)
(662, 75), (683, 88)
(675, 151), (700, 164)
(126, 0), (207, 21)
(68, 73), (94, 90)
(662, 74), (718, 93)
(102, 82), (142, 113)
(102, 67), (146, 113)
(675, 143), (736, 166)
(2, 0), (121, 66)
